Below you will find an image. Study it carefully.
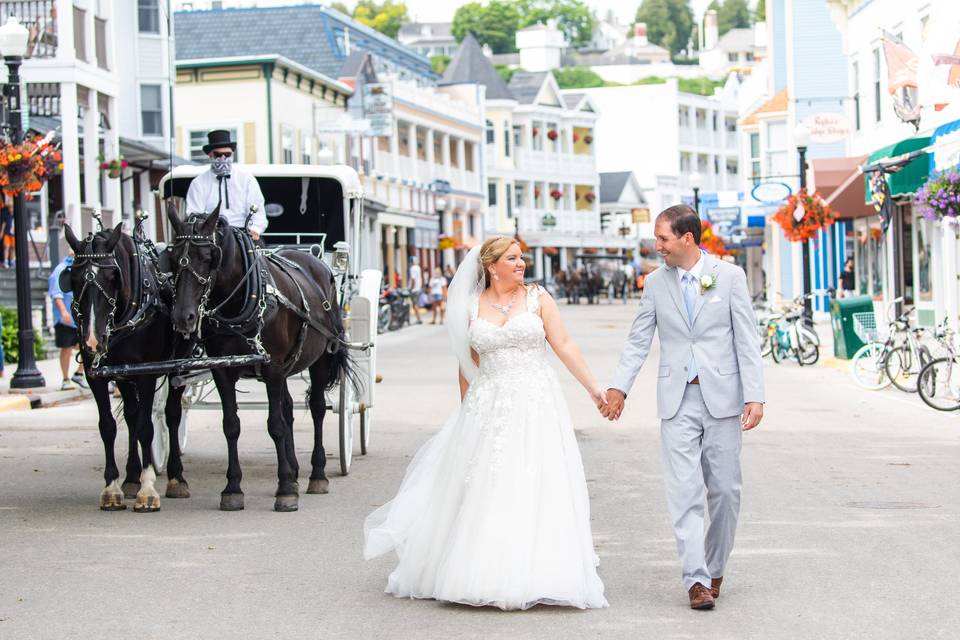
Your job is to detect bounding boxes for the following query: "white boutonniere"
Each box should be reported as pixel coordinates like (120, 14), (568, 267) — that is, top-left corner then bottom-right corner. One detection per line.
(699, 273), (718, 295)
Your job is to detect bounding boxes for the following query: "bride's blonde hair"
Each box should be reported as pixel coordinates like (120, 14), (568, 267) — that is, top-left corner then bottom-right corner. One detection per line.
(479, 236), (520, 288)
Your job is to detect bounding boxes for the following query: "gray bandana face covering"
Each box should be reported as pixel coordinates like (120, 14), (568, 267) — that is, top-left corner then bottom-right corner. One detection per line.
(211, 155), (232, 177)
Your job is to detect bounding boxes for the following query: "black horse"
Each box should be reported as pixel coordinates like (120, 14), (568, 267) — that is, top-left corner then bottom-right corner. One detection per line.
(166, 204), (353, 512)
(64, 222), (188, 512)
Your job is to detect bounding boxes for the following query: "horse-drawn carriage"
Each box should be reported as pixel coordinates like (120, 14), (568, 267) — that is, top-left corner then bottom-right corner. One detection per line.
(68, 163), (379, 512)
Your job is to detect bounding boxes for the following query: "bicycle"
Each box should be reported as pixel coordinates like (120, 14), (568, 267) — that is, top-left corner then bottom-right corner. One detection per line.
(766, 294), (820, 366)
(849, 298), (913, 390)
(917, 326), (960, 411)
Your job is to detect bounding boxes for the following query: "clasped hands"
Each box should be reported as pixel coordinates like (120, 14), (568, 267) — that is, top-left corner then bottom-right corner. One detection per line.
(595, 388), (764, 431)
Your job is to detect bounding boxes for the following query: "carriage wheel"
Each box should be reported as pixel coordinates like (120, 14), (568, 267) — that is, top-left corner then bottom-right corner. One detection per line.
(360, 406), (371, 455)
(338, 378), (356, 475)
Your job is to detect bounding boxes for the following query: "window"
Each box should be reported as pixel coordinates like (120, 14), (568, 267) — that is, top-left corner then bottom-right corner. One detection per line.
(749, 132), (761, 183)
(916, 218), (932, 302)
(506, 184), (513, 218)
(503, 123), (510, 157)
(726, 157), (738, 176)
(140, 84), (162, 136)
(515, 183), (524, 208)
(725, 118), (737, 133)
(852, 61), (861, 131)
(697, 154), (709, 172)
(532, 120), (544, 151)
(745, 51), (754, 62)
(678, 108), (690, 127)
(464, 142), (474, 172)
(728, 52), (738, 62)
(512, 125), (522, 149)
(485, 120), (495, 144)
(138, 0), (160, 34)
(765, 121), (789, 177)
(680, 152), (691, 172)
(188, 127), (239, 163)
(873, 48), (882, 122)
(301, 133), (313, 164)
(487, 181), (497, 206)
(696, 109), (707, 129)
(713, 156), (720, 174)
(712, 112), (718, 131)
(281, 126), (294, 164)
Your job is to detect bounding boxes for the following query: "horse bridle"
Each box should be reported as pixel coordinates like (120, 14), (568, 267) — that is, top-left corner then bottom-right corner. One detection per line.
(71, 244), (132, 369)
(172, 217), (224, 330)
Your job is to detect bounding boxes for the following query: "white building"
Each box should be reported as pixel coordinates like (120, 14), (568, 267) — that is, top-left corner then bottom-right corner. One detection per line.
(397, 22), (458, 59)
(6, 0), (122, 242)
(583, 79), (740, 217)
(698, 10), (765, 80)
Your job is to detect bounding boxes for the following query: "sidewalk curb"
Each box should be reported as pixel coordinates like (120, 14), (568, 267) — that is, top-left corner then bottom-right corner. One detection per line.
(0, 388), (91, 411)
(0, 395), (32, 412)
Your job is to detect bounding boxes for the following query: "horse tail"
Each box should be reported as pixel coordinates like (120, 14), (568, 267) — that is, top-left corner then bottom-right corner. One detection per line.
(321, 272), (362, 395)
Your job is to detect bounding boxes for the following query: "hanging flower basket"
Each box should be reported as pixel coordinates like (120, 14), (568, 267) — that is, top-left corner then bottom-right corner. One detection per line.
(98, 154), (128, 179)
(584, 134), (593, 145)
(532, 127), (540, 137)
(547, 130), (559, 141)
(584, 192), (596, 203)
(550, 189), (563, 201)
(915, 170), (960, 221)
(0, 131), (63, 200)
(572, 132), (581, 143)
(771, 188), (834, 242)
(534, 187), (541, 199)
(583, 247), (598, 254)
(700, 220), (728, 256)
(543, 246), (559, 256)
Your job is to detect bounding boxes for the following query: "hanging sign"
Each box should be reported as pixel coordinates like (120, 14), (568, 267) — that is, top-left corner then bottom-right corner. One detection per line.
(751, 181), (792, 204)
(363, 82), (394, 138)
(801, 112), (852, 144)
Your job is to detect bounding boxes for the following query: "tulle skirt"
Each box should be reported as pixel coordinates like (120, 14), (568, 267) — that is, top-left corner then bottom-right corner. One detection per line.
(364, 363), (608, 611)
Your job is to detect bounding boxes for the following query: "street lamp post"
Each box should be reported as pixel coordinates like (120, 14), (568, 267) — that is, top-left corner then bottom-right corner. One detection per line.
(2, 17), (45, 389)
(689, 171), (702, 215)
(794, 123), (813, 322)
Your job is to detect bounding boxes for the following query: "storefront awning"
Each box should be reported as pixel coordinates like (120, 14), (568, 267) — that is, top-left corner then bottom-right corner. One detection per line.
(929, 118), (960, 172)
(811, 156), (875, 219)
(864, 136), (930, 202)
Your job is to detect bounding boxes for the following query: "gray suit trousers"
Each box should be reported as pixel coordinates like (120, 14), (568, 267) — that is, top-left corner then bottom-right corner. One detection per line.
(661, 384), (742, 591)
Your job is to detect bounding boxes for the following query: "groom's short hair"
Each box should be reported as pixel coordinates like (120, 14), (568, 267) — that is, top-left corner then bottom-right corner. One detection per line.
(657, 205), (702, 244)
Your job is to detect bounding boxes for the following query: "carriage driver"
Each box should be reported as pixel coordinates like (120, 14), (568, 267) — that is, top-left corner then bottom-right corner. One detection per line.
(185, 130), (267, 240)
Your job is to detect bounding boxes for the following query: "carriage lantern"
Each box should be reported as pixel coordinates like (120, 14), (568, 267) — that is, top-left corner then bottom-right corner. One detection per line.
(332, 240), (350, 274)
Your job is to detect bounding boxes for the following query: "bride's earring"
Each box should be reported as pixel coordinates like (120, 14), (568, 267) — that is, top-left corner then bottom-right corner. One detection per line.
(491, 270), (499, 281)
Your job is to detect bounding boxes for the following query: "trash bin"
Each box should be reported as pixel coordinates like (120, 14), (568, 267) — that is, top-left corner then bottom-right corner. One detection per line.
(830, 295), (874, 359)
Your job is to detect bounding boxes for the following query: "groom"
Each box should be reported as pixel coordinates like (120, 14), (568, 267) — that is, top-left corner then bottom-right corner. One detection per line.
(602, 204), (764, 610)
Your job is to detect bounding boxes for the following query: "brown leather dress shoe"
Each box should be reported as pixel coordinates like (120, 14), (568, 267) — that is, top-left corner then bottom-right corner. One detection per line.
(688, 583), (716, 610)
(711, 577), (723, 599)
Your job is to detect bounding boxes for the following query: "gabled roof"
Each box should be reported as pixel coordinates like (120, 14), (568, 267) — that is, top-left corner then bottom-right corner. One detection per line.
(600, 172), (632, 203)
(714, 28), (755, 52)
(174, 5), (434, 82)
(440, 32), (515, 100)
(508, 71), (551, 105)
(563, 93), (584, 109)
(739, 88), (789, 126)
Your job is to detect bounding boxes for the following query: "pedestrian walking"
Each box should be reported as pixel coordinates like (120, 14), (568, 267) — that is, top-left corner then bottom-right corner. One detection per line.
(48, 252), (86, 390)
(840, 258), (855, 298)
(443, 264), (455, 287)
(408, 256), (424, 324)
(1, 201), (15, 268)
(428, 267), (446, 324)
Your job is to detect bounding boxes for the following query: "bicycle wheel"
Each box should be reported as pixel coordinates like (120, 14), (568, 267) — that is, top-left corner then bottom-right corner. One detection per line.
(850, 342), (892, 390)
(795, 326), (819, 366)
(885, 345), (920, 393)
(918, 357), (960, 411)
(770, 335), (784, 363)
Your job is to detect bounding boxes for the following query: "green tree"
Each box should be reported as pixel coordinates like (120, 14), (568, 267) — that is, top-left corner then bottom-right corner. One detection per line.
(552, 66), (605, 89)
(755, 0), (765, 22)
(431, 55), (451, 75)
(707, 0), (751, 36)
(452, 1), (521, 54)
(353, 0), (408, 39)
(330, 1), (351, 15)
(516, 0), (595, 48)
(496, 64), (521, 83)
(677, 76), (724, 95)
(635, 0), (694, 58)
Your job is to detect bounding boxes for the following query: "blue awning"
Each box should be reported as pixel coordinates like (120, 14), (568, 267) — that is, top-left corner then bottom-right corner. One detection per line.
(929, 118), (960, 173)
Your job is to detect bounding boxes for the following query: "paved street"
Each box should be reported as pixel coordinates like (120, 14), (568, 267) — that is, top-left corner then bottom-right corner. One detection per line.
(1, 300), (959, 639)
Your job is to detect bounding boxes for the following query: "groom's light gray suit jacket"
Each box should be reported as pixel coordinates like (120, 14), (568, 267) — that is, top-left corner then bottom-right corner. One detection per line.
(611, 254), (764, 420)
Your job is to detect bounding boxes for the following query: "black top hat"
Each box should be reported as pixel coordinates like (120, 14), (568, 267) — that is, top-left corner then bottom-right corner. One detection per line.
(202, 129), (237, 154)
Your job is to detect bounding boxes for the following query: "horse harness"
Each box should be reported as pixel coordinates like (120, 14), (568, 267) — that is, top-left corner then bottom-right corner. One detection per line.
(173, 220), (344, 376)
(69, 234), (169, 369)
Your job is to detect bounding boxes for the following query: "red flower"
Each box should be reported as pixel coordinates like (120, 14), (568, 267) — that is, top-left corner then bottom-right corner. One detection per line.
(532, 127), (540, 137)
(772, 188), (834, 242)
(550, 189), (563, 200)
(547, 130), (559, 141)
(534, 188), (541, 198)
(572, 132), (581, 143)
(584, 192), (596, 203)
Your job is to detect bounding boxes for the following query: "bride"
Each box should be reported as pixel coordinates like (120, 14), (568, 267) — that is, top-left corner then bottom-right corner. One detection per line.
(364, 236), (609, 611)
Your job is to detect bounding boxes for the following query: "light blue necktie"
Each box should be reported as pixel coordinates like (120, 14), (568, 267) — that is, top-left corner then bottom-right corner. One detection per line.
(682, 273), (698, 382)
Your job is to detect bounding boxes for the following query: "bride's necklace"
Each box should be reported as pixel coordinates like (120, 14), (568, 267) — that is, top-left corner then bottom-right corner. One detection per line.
(488, 287), (520, 317)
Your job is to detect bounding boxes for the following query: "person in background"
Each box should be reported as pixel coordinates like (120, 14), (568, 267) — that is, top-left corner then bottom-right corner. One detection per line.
(48, 252), (86, 391)
(840, 258), (855, 298)
(1, 201), (14, 268)
(408, 256), (424, 325)
(429, 267), (446, 325)
(443, 264), (455, 287)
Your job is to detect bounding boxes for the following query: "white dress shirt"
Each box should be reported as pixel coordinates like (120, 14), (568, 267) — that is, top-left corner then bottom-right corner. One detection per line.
(185, 167), (268, 234)
(677, 251), (705, 382)
(676, 251), (705, 287)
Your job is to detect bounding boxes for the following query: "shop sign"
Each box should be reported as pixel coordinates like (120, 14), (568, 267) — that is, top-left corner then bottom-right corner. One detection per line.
(363, 82), (394, 137)
(703, 206), (740, 236)
(801, 112), (852, 144)
(751, 181), (792, 204)
(631, 207), (650, 223)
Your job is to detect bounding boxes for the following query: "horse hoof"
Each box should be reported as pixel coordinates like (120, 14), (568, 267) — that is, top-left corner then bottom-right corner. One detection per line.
(220, 493), (245, 511)
(121, 482), (141, 499)
(133, 494), (161, 513)
(165, 479), (191, 499)
(274, 494), (299, 512)
(99, 495), (126, 511)
(306, 478), (329, 494)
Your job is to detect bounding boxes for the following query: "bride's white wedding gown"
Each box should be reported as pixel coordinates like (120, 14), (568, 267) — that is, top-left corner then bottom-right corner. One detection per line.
(364, 285), (608, 611)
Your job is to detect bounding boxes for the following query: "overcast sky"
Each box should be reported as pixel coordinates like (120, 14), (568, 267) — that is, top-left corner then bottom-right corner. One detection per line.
(173, 0), (725, 26)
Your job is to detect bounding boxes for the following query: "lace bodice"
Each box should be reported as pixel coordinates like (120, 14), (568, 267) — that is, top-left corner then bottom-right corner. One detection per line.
(469, 285), (547, 377)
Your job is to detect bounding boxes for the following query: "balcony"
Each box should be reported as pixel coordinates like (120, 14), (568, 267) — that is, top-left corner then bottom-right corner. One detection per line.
(8, 1), (58, 58)
(514, 148), (595, 178)
(516, 207), (599, 235)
